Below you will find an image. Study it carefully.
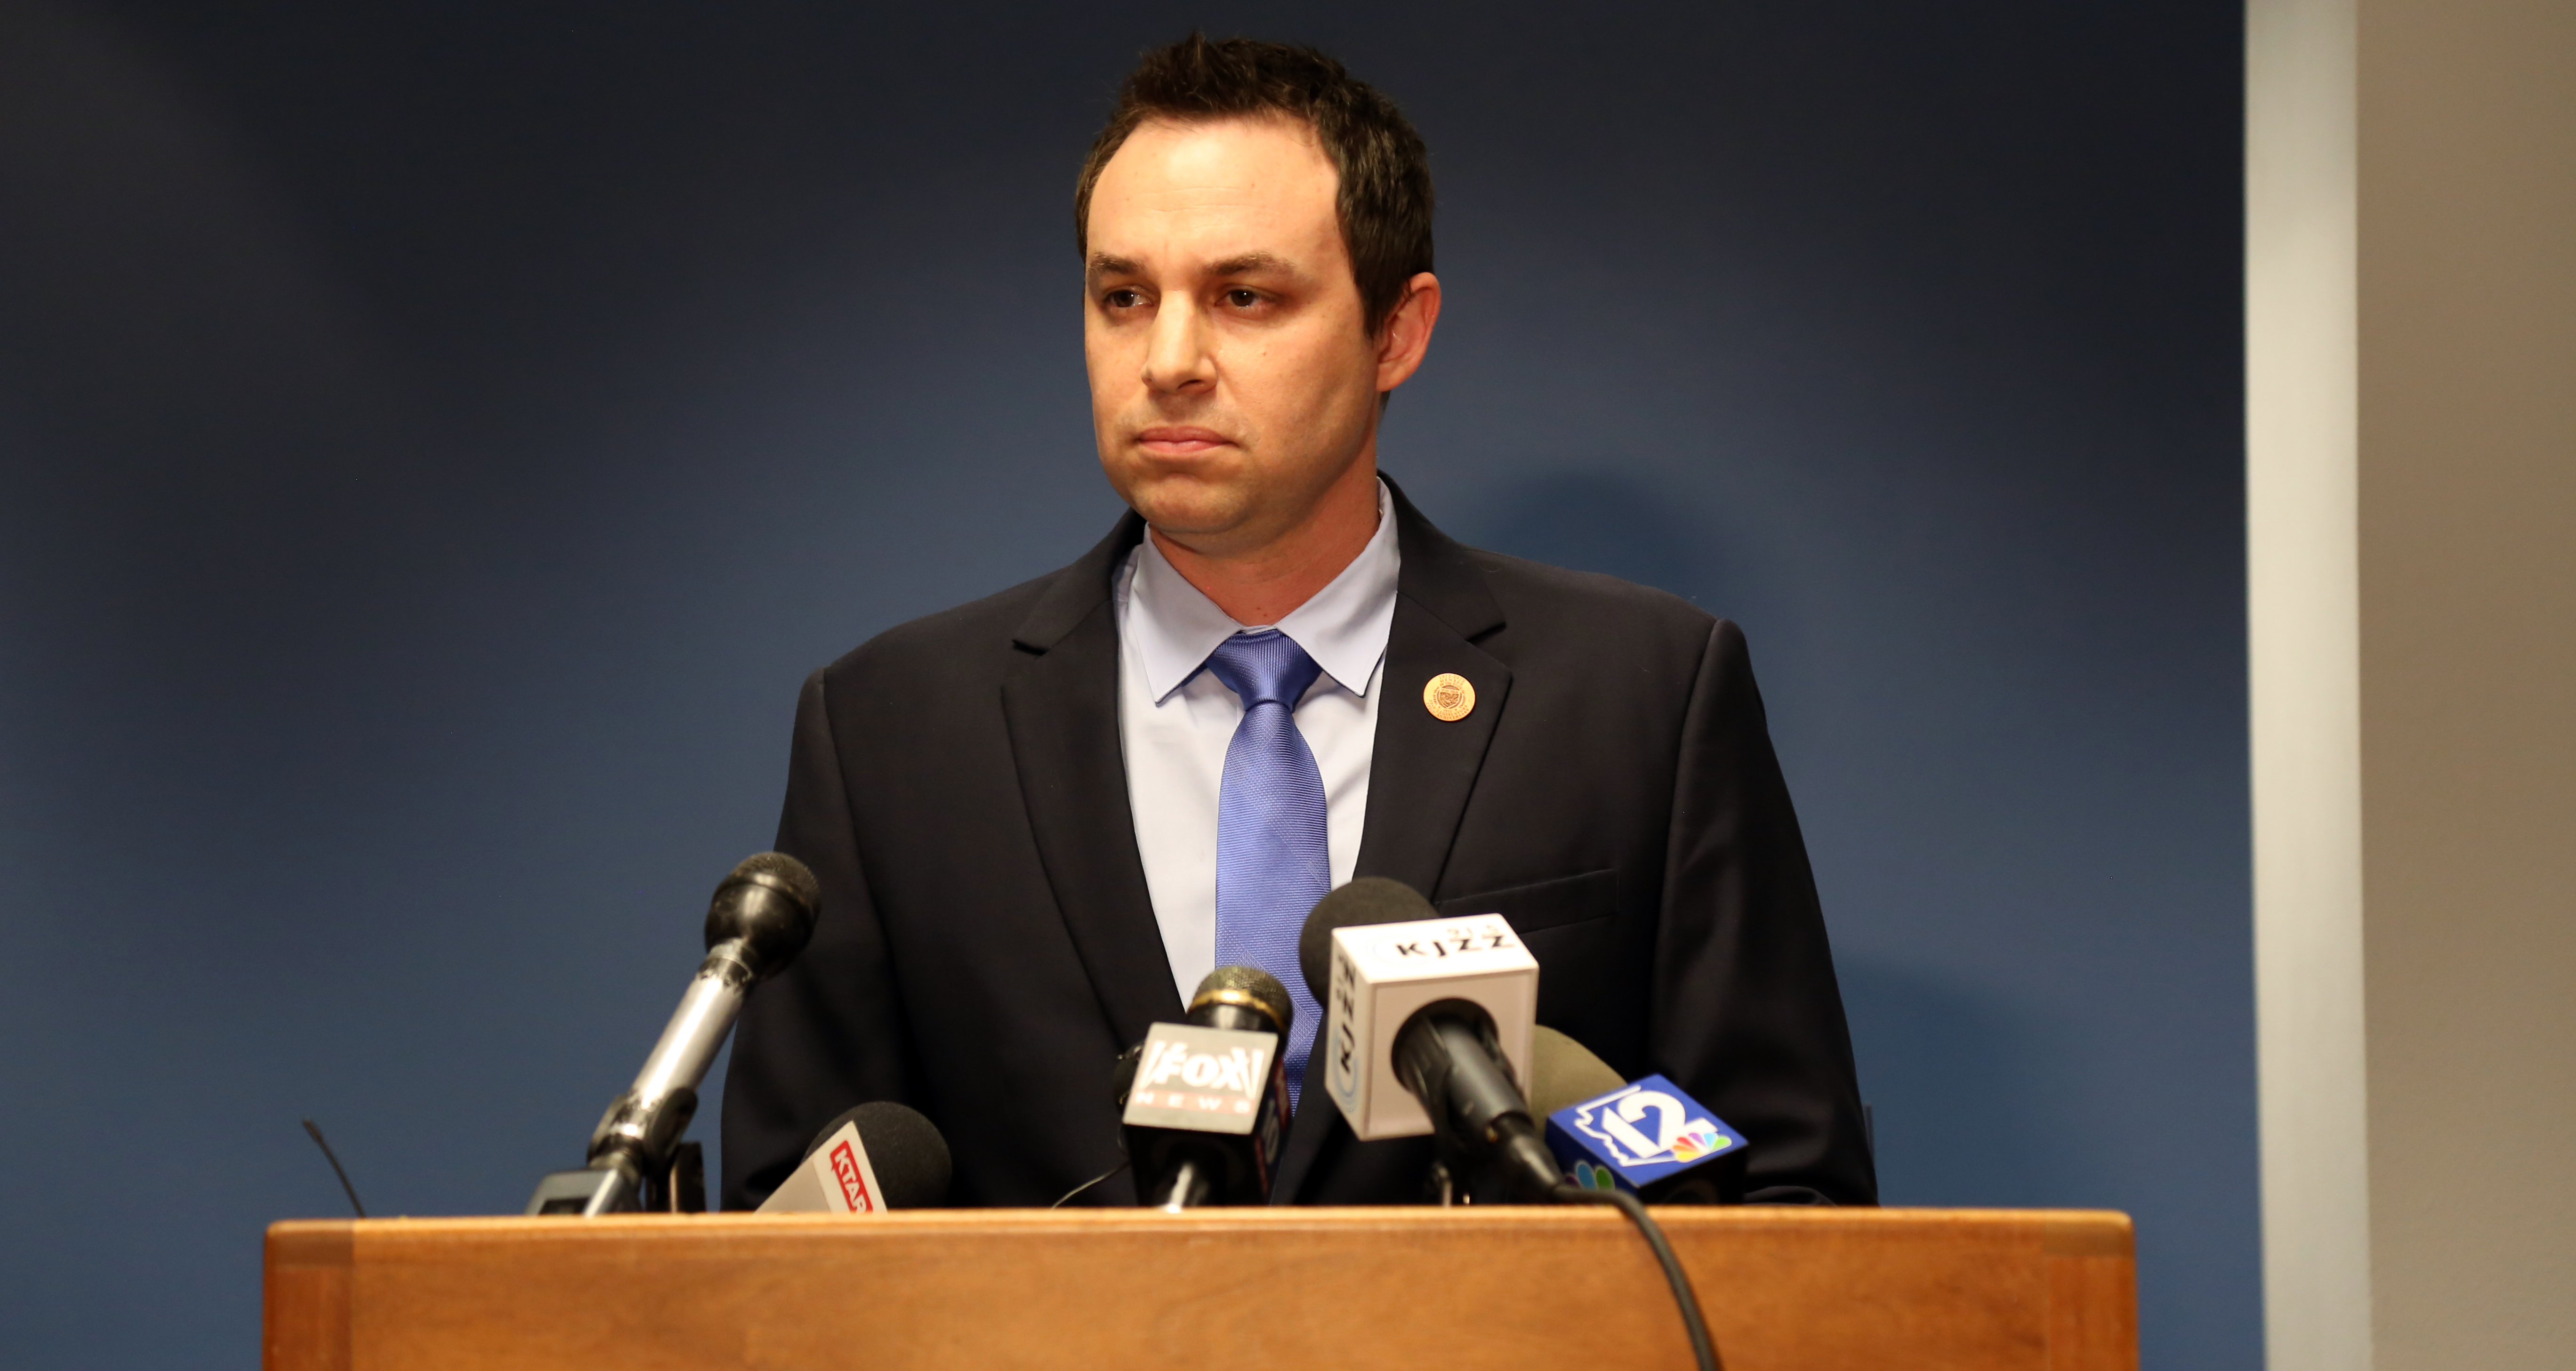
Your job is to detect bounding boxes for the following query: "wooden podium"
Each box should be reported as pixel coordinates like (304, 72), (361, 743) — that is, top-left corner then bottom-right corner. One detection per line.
(265, 1206), (2134, 1370)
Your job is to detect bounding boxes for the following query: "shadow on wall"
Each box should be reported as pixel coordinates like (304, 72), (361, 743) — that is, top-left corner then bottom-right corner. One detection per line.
(1835, 951), (2088, 1206)
(1441, 468), (1735, 609)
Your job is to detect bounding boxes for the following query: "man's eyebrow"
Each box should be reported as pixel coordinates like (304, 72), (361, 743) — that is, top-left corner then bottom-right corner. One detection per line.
(1084, 250), (1305, 283)
(1208, 251), (1300, 278)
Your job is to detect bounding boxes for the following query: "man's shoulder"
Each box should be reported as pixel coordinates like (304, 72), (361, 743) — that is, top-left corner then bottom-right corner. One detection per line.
(808, 508), (1142, 695)
(1459, 544), (1726, 652)
(1385, 477), (1727, 663)
(813, 564), (1083, 696)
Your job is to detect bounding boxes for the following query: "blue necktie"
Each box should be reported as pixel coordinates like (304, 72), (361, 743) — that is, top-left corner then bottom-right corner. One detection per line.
(1203, 629), (1330, 1109)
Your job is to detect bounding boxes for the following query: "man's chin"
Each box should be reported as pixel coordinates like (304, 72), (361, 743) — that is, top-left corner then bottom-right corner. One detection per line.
(1114, 470), (1255, 540)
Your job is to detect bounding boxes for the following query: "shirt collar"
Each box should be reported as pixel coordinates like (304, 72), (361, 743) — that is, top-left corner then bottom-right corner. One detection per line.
(1124, 479), (1401, 704)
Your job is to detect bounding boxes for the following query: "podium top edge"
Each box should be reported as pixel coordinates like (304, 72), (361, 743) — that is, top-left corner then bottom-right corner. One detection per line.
(268, 1205), (2133, 1246)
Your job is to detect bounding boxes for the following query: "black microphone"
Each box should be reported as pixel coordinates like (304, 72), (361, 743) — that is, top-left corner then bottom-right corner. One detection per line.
(756, 1101), (952, 1213)
(1119, 965), (1295, 1210)
(1297, 877), (1561, 1203)
(527, 853), (821, 1217)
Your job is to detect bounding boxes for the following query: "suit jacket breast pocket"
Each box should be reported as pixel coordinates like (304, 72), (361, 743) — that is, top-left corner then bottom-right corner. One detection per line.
(1434, 868), (1620, 934)
(1437, 869), (1623, 1021)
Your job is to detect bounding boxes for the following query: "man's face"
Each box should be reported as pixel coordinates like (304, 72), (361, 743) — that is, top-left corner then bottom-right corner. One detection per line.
(1083, 116), (1387, 555)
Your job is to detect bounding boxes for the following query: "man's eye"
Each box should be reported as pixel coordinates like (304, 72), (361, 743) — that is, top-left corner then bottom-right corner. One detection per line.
(1104, 289), (1143, 309)
(1225, 289), (1261, 308)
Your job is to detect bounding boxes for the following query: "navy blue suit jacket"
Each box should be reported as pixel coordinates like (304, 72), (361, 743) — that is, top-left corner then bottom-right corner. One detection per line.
(722, 479), (1875, 1210)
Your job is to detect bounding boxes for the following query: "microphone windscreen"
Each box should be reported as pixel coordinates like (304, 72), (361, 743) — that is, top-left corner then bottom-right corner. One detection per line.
(731, 850), (823, 914)
(1296, 877), (1437, 998)
(706, 852), (823, 978)
(804, 1101), (952, 1210)
(1190, 964), (1294, 1035)
(1528, 1025), (1627, 1118)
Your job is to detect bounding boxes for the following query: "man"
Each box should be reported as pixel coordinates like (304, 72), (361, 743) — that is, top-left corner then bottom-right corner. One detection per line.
(722, 35), (1875, 1209)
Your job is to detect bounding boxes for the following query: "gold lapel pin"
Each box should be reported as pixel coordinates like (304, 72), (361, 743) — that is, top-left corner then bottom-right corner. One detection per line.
(1422, 672), (1475, 722)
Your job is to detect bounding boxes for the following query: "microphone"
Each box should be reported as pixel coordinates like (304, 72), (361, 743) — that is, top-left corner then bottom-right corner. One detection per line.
(1529, 1025), (1627, 1118)
(1119, 965), (1295, 1210)
(756, 1101), (953, 1214)
(527, 852), (821, 1217)
(1296, 877), (1557, 1202)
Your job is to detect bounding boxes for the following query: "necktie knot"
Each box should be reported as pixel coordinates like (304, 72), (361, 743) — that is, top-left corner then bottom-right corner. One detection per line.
(1204, 629), (1324, 710)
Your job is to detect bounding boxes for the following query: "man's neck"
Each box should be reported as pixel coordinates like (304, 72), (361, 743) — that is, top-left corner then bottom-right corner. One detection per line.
(1149, 459), (1382, 626)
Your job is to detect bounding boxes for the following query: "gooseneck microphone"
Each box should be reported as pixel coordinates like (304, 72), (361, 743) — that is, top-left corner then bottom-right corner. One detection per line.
(527, 853), (821, 1217)
(1120, 965), (1295, 1210)
(1296, 878), (1560, 1202)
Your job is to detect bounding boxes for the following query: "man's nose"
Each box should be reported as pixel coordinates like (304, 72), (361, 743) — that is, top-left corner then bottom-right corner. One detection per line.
(1142, 296), (1216, 395)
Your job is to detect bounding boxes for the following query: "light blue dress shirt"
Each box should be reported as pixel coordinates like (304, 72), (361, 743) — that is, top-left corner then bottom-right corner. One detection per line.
(1112, 480), (1401, 1002)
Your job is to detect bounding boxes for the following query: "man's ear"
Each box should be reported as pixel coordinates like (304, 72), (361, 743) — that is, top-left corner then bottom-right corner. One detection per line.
(1374, 272), (1442, 396)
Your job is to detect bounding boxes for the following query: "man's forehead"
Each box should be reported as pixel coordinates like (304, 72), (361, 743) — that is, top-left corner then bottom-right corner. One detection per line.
(1086, 115), (1343, 269)
(1116, 111), (1330, 177)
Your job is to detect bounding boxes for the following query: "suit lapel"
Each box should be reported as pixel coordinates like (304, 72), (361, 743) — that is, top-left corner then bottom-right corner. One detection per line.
(1278, 476), (1513, 1201)
(1350, 598), (1512, 898)
(1000, 512), (1184, 1051)
(1355, 476), (1512, 902)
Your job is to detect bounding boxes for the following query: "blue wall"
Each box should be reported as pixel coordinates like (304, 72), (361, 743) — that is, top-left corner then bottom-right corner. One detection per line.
(0, 1), (2252, 1364)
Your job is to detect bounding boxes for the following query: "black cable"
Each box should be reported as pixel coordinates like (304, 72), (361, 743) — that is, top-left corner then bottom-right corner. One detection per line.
(1552, 1182), (1720, 1371)
(301, 1119), (368, 1218)
(1049, 1159), (1129, 1209)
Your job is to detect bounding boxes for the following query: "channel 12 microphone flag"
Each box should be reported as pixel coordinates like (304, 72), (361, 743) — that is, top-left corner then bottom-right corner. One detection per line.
(1544, 1074), (1747, 1205)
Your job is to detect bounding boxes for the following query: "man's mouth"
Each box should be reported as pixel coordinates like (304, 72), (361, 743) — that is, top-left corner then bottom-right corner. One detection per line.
(1134, 426), (1232, 457)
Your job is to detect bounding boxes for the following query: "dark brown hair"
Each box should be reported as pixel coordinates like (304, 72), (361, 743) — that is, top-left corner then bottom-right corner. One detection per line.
(1075, 34), (1435, 335)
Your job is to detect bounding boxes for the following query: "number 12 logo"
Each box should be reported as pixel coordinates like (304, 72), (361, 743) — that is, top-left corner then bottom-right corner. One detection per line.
(1573, 1082), (1731, 1169)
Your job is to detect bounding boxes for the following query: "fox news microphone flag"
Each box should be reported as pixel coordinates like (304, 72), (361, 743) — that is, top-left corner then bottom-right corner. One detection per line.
(1120, 965), (1296, 1209)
